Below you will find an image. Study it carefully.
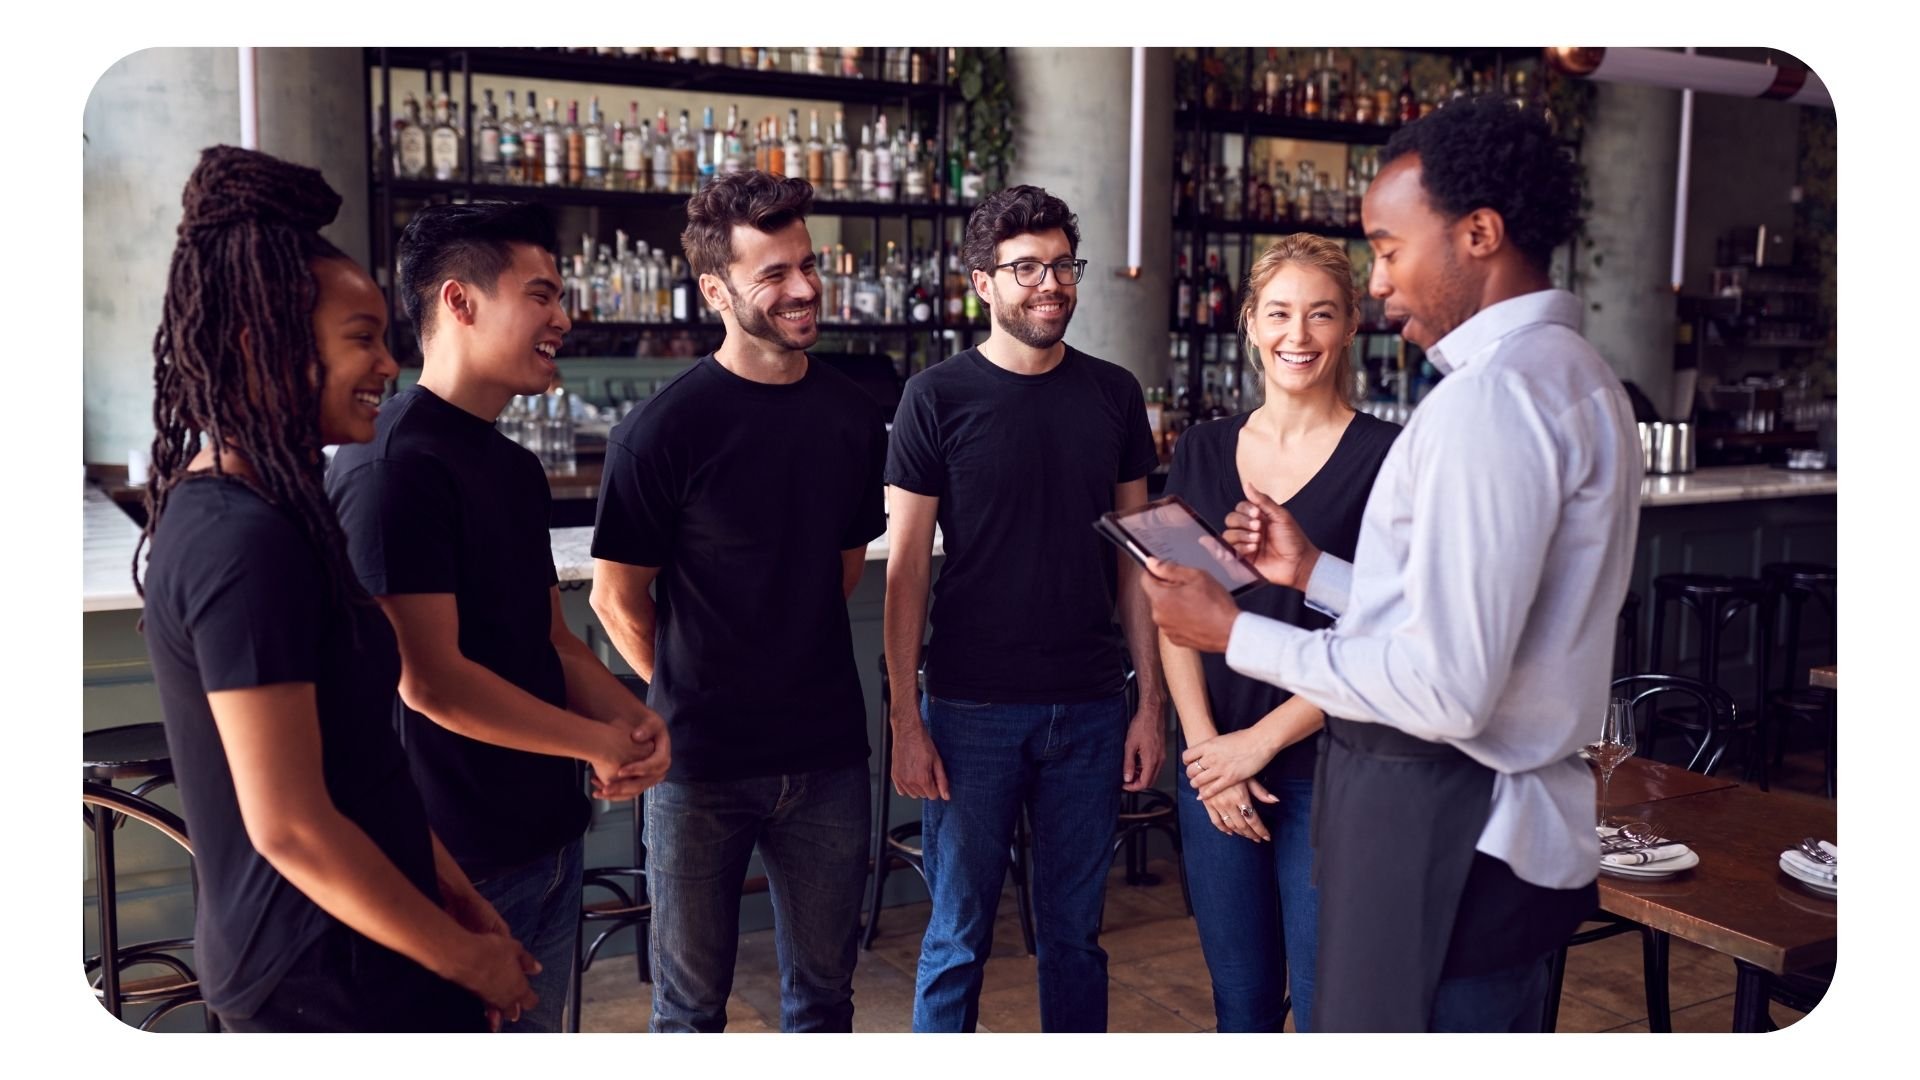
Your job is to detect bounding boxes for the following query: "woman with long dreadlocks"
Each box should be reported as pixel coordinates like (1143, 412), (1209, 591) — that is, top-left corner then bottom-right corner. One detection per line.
(136, 145), (540, 1031)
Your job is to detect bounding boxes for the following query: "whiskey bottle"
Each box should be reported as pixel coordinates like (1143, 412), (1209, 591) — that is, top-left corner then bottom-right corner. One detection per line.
(766, 117), (787, 178)
(562, 100), (584, 186)
(620, 102), (646, 192)
(830, 111), (852, 194)
(1398, 67), (1418, 124)
(806, 109), (827, 191)
(521, 89), (544, 185)
(394, 92), (428, 180)
(1375, 65), (1394, 126)
(429, 93), (462, 181)
(672, 109), (698, 191)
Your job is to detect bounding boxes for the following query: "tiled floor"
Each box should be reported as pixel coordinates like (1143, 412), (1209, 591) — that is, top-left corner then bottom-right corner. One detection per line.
(580, 743), (1833, 1034)
(577, 855), (1810, 1034)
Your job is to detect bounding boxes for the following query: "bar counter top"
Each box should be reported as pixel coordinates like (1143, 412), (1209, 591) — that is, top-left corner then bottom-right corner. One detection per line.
(81, 463), (1834, 613)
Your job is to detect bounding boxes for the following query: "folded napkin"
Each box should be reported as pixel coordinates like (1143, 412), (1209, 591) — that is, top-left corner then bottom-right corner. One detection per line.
(1602, 843), (1689, 867)
(1781, 846), (1837, 882)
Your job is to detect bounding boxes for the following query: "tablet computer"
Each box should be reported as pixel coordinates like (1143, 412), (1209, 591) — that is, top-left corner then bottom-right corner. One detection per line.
(1094, 495), (1267, 597)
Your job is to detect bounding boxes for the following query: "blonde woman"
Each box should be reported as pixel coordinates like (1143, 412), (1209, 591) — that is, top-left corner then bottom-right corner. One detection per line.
(1159, 234), (1401, 1032)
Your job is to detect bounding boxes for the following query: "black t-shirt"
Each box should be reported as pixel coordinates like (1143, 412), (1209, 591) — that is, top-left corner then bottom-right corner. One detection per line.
(1163, 410), (1400, 782)
(886, 346), (1160, 703)
(591, 354), (886, 781)
(328, 384), (589, 881)
(141, 476), (438, 1020)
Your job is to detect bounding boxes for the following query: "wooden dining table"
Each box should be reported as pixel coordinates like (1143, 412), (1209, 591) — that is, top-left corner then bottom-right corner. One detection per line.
(1594, 758), (1836, 1031)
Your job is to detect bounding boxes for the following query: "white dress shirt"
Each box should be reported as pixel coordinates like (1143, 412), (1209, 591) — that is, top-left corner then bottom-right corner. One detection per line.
(1225, 289), (1641, 889)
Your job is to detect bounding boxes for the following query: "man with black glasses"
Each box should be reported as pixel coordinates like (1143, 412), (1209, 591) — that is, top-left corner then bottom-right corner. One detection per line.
(884, 185), (1165, 1033)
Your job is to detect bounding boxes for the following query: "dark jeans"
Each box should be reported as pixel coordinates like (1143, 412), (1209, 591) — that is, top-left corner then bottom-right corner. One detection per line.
(912, 691), (1128, 1033)
(1176, 767), (1320, 1032)
(643, 762), (870, 1032)
(1429, 954), (1554, 1032)
(471, 835), (584, 1033)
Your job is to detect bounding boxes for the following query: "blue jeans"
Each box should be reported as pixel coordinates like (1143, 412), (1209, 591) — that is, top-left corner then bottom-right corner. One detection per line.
(470, 835), (583, 1034)
(913, 692), (1128, 1033)
(1176, 766), (1319, 1032)
(643, 762), (870, 1032)
(1429, 955), (1553, 1032)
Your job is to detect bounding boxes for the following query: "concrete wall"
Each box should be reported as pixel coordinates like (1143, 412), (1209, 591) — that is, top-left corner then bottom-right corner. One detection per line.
(82, 48), (371, 466)
(1006, 48), (1173, 387)
(1579, 81), (1681, 415)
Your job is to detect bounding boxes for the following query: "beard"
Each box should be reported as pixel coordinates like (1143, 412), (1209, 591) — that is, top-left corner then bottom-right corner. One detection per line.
(1405, 244), (1480, 349)
(990, 287), (1076, 349)
(727, 282), (819, 351)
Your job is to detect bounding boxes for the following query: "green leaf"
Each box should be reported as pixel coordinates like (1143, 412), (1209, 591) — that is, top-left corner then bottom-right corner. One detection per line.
(961, 71), (983, 99)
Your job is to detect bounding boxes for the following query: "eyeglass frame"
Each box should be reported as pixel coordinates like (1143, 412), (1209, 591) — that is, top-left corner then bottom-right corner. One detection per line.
(988, 258), (1090, 287)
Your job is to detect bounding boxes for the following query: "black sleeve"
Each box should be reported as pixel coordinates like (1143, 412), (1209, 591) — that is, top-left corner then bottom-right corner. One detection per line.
(1119, 375), (1160, 484)
(841, 406), (889, 549)
(188, 524), (325, 692)
(884, 378), (944, 497)
(331, 458), (461, 596)
(591, 436), (678, 567)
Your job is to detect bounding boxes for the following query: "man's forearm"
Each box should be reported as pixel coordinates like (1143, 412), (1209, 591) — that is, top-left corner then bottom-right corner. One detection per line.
(402, 658), (613, 762)
(882, 555), (931, 729)
(554, 630), (648, 723)
(594, 595), (658, 684)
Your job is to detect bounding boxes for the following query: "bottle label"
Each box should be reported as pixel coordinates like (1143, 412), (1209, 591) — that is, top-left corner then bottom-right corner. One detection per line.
(854, 288), (881, 318)
(544, 138), (564, 169)
(912, 299), (931, 323)
(961, 175), (983, 200)
(622, 136), (643, 172)
(876, 153), (894, 186)
(430, 129), (459, 178)
(905, 167), (925, 197)
(479, 130), (501, 164)
(947, 295), (963, 318)
(584, 131), (605, 170)
(672, 285), (689, 322)
(399, 129), (428, 176)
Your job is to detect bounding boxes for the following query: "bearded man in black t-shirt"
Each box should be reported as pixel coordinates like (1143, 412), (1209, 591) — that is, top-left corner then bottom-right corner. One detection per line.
(883, 186), (1167, 1032)
(590, 172), (888, 1033)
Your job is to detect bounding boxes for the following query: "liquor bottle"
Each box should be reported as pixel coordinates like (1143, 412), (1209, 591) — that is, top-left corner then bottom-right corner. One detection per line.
(476, 89), (503, 182)
(830, 111), (851, 194)
(652, 248), (670, 321)
(722, 104), (746, 177)
(394, 92), (428, 179)
(678, 46), (699, 64)
(570, 254), (592, 322)
(541, 98), (565, 186)
(670, 256), (697, 323)
(521, 89), (544, 185)
(1398, 66), (1419, 124)
(651, 109), (671, 193)
(805, 46), (826, 76)
(962, 263), (982, 324)
(836, 248), (855, 322)
(1174, 254), (1193, 329)
(706, 47), (727, 66)
(611, 230), (630, 319)
(902, 130), (927, 203)
(783, 109), (804, 181)
(1419, 88), (1437, 119)
(945, 251), (966, 324)
(582, 97), (607, 188)
(908, 256), (933, 323)
(1279, 70), (1298, 118)
(499, 91), (523, 183)
(856, 123), (876, 198)
(592, 244), (614, 322)
(561, 101), (583, 186)
(1259, 48), (1282, 114)
(961, 151), (984, 205)
(873, 114), (894, 201)
(1194, 252), (1213, 327)
(672, 109), (697, 191)
(766, 116), (787, 178)
(1310, 171), (1331, 227)
(621, 101), (645, 192)
(698, 106), (716, 187)
(853, 253), (882, 324)
(1302, 71), (1322, 119)
(842, 46), (863, 78)
(430, 93), (462, 181)
(805, 109), (827, 191)
(1345, 165), (1363, 229)
(882, 241), (906, 323)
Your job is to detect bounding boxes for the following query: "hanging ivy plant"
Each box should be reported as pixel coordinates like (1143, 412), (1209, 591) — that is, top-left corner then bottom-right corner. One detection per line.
(951, 47), (1017, 189)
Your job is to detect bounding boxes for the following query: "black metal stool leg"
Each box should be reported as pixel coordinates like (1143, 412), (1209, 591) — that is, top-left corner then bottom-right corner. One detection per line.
(90, 802), (122, 1018)
(1541, 944), (1569, 1033)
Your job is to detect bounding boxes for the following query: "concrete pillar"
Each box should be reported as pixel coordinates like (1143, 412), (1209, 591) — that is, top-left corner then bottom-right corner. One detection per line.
(83, 48), (373, 465)
(1580, 81), (1682, 415)
(1006, 48), (1173, 387)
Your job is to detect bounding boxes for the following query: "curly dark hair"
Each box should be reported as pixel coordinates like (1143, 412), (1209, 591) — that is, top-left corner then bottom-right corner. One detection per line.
(680, 170), (815, 280)
(960, 185), (1080, 273)
(1380, 95), (1581, 269)
(138, 145), (361, 610)
(397, 200), (556, 342)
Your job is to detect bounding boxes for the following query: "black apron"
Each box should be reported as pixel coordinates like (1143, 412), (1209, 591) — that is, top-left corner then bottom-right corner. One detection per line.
(1308, 717), (1495, 1032)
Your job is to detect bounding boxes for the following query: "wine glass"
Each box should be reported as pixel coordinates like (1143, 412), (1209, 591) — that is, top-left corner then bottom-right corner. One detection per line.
(1586, 697), (1637, 829)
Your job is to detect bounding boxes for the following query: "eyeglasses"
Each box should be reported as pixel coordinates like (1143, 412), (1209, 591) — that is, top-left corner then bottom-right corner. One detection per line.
(990, 258), (1089, 287)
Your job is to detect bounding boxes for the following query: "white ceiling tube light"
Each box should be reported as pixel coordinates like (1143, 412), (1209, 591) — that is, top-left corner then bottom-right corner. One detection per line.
(1119, 46), (1145, 279)
(239, 47), (259, 149)
(1545, 47), (1831, 109)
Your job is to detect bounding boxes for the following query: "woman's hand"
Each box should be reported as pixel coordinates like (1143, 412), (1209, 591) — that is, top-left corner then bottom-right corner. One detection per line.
(1198, 779), (1281, 842)
(1183, 727), (1280, 800)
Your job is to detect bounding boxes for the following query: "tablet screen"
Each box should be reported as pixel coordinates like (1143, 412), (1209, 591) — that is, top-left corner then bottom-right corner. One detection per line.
(1097, 496), (1265, 596)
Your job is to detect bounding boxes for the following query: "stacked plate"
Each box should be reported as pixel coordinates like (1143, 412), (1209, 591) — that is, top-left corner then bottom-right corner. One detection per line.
(1597, 825), (1699, 879)
(1778, 841), (1837, 897)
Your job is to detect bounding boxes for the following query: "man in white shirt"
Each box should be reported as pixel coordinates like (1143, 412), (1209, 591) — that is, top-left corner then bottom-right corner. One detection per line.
(1143, 96), (1640, 1032)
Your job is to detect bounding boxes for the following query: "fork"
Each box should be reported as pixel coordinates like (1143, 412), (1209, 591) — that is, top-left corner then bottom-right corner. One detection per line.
(1798, 837), (1837, 865)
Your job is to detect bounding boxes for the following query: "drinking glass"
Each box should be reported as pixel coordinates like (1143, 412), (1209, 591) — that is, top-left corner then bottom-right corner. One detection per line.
(1586, 697), (1637, 828)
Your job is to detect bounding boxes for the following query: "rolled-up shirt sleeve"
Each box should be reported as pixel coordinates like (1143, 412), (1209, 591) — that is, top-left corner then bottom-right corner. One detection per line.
(1225, 374), (1563, 744)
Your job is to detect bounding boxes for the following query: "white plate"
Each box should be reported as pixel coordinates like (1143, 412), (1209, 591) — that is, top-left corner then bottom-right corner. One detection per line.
(1778, 855), (1837, 895)
(1599, 847), (1700, 878)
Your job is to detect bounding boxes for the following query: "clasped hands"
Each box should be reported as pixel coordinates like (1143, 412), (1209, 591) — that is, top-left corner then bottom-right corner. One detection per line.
(1139, 485), (1320, 653)
(586, 705), (672, 801)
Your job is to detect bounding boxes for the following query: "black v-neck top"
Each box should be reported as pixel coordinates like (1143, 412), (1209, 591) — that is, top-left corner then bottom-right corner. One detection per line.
(1162, 408), (1401, 782)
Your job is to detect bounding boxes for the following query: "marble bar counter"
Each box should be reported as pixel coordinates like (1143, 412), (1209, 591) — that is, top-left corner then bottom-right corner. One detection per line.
(82, 463), (1827, 611)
